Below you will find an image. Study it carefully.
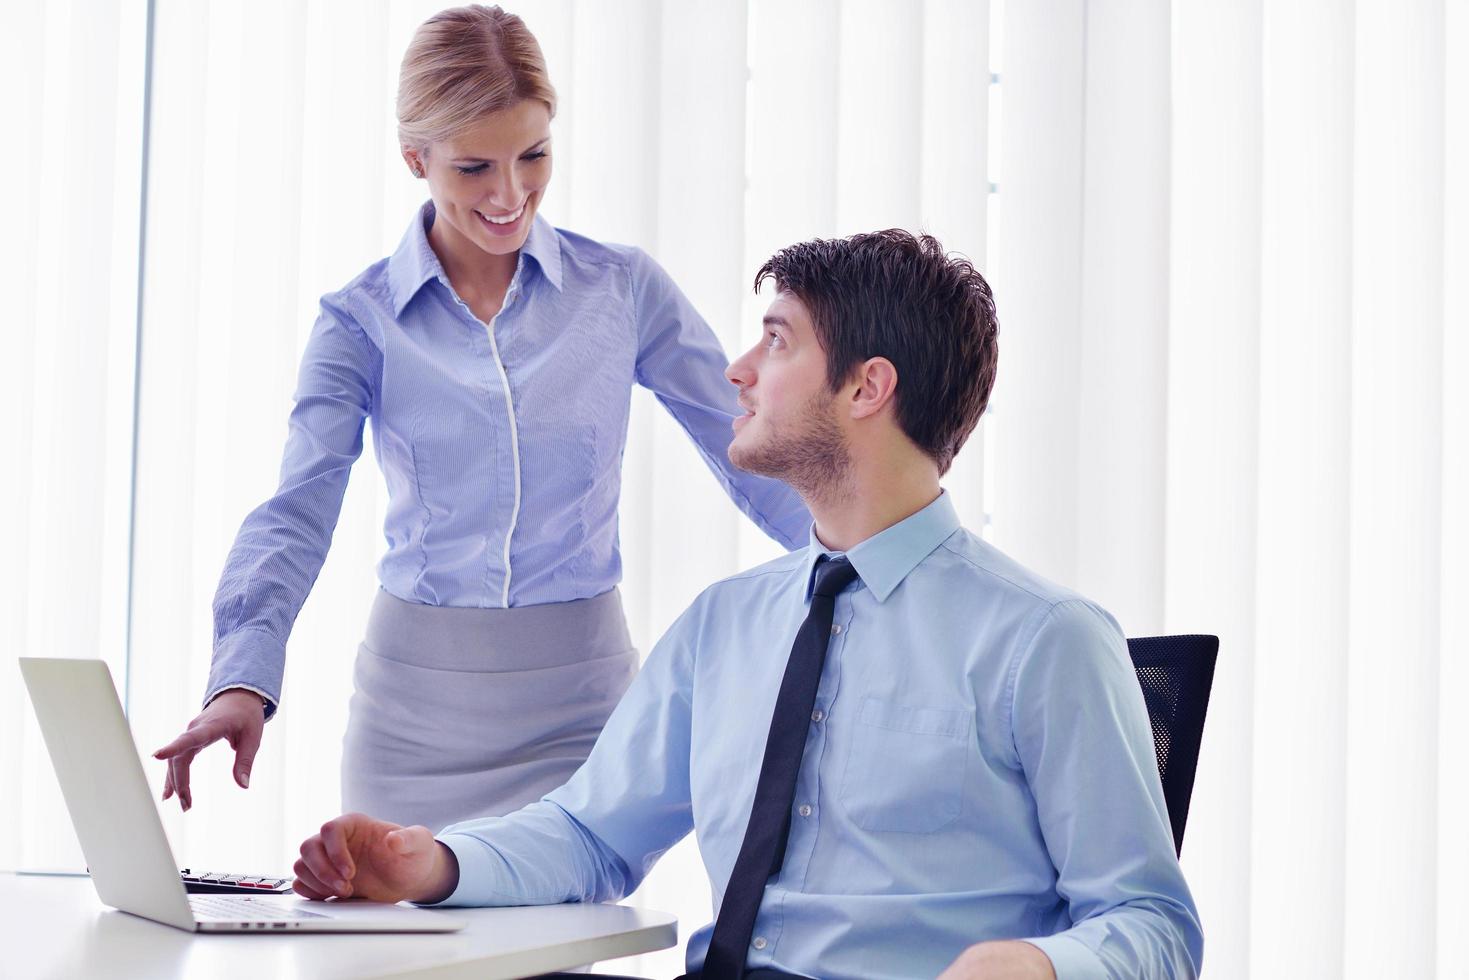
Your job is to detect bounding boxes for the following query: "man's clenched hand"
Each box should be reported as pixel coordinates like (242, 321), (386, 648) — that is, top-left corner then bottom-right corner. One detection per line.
(292, 813), (459, 905)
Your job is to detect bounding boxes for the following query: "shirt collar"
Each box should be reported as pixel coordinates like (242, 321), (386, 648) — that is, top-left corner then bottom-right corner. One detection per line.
(519, 208), (564, 291)
(801, 490), (961, 603)
(386, 200), (564, 317)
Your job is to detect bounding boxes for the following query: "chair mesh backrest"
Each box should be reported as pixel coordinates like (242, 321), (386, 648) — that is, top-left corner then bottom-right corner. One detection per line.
(1126, 635), (1219, 856)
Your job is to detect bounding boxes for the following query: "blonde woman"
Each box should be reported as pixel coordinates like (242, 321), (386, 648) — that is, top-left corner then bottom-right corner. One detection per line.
(154, 4), (807, 833)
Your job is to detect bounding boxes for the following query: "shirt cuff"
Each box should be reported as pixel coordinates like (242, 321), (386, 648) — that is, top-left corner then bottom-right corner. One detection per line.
(421, 831), (517, 908)
(204, 683), (278, 722)
(206, 627), (286, 719)
(1024, 933), (1106, 979)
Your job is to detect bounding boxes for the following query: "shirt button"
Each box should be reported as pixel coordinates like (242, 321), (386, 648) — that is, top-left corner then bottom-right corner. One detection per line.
(830, 624), (844, 635)
(798, 804), (812, 817)
(752, 937), (768, 950)
(811, 709), (825, 723)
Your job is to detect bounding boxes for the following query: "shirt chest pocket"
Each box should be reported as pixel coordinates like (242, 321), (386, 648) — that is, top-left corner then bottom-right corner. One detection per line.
(838, 698), (975, 834)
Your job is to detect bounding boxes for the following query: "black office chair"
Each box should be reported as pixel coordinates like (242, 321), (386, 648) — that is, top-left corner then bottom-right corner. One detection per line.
(1126, 634), (1218, 856)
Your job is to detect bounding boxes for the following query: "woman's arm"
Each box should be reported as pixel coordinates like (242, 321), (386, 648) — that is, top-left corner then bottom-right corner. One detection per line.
(156, 298), (377, 809)
(206, 297), (379, 713)
(628, 249), (811, 549)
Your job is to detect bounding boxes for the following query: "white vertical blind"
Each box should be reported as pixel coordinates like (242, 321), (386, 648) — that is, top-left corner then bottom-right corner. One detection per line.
(1167, 4), (1264, 978)
(1074, 0), (1170, 633)
(0, 0), (147, 873)
(1438, 11), (1468, 980)
(1251, 1), (1354, 975)
(836, 0), (922, 233)
(1344, 1), (1445, 974)
(991, 0), (1086, 583)
(4, 2), (1464, 977)
(923, 0), (991, 526)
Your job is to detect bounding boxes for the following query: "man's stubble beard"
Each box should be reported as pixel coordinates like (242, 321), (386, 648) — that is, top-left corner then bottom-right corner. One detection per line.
(729, 389), (854, 506)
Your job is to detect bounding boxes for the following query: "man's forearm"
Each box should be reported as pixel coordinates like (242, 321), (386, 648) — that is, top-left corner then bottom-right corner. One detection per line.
(939, 940), (1056, 980)
(428, 800), (637, 907)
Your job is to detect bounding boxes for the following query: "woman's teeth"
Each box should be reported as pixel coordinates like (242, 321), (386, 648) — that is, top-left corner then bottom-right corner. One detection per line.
(477, 204), (524, 225)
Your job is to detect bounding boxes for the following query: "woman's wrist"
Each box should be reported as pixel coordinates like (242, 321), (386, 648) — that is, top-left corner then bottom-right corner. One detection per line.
(211, 687), (269, 715)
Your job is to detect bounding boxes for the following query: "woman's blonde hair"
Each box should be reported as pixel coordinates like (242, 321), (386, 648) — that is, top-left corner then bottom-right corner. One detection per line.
(397, 5), (557, 149)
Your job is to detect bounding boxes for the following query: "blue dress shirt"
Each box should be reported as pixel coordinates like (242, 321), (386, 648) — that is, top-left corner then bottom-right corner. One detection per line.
(207, 203), (809, 711)
(433, 492), (1203, 979)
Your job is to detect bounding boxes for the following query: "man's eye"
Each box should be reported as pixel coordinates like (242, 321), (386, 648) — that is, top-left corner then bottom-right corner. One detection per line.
(764, 332), (784, 349)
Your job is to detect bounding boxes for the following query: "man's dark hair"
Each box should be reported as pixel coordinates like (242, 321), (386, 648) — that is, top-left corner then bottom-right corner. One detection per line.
(754, 229), (999, 475)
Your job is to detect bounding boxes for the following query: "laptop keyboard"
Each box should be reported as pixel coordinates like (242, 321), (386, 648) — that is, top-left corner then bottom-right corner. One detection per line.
(181, 869), (292, 894)
(190, 895), (330, 921)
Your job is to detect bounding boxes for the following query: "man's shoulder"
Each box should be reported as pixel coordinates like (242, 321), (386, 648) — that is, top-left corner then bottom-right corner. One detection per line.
(706, 548), (809, 595)
(922, 528), (1123, 638)
(682, 531), (1098, 610)
(676, 549), (807, 614)
(658, 551), (807, 648)
(929, 528), (1084, 607)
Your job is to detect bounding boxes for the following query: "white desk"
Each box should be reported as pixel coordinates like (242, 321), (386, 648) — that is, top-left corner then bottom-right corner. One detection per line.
(1, 874), (677, 979)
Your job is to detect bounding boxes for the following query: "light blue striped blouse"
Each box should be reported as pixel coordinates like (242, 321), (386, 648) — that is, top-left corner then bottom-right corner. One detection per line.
(206, 203), (810, 712)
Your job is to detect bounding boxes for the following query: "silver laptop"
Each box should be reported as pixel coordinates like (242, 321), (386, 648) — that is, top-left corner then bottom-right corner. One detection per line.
(19, 657), (463, 934)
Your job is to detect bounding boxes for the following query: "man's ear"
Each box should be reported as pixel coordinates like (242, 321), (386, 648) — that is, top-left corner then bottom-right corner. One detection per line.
(848, 357), (898, 421)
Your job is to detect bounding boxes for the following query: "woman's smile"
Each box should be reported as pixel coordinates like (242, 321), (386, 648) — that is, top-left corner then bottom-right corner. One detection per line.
(473, 201), (527, 236)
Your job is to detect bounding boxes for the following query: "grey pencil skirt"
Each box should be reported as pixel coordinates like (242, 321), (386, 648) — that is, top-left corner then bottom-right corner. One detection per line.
(340, 587), (639, 834)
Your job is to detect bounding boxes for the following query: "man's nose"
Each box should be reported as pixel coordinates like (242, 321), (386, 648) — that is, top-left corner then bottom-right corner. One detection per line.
(726, 344), (758, 387)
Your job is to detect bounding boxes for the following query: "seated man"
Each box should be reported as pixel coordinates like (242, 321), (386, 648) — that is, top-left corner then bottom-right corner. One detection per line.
(292, 230), (1204, 980)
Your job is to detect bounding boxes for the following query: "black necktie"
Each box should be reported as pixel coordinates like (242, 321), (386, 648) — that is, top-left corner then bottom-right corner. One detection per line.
(701, 556), (861, 980)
